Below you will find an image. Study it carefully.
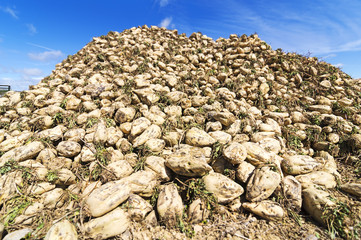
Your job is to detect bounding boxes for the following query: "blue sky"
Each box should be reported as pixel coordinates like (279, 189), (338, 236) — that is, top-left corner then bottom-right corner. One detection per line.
(1, 0), (361, 91)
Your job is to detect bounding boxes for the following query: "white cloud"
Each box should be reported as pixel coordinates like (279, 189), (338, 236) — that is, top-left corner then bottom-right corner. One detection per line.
(0, 6), (18, 19)
(333, 63), (343, 68)
(159, 17), (173, 28)
(28, 50), (64, 62)
(158, 0), (169, 7)
(21, 68), (43, 76)
(26, 23), (37, 35)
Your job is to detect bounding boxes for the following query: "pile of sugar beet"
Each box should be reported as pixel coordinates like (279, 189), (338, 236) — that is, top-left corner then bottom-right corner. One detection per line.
(1, 25), (361, 240)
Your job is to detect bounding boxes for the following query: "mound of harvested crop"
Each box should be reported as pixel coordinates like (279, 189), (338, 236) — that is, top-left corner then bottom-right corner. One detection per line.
(0, 26), (361, 239)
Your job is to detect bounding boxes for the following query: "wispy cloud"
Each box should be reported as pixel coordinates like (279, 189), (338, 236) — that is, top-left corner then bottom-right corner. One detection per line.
(190, 0), (361, 56)
(321, 54), (337, 60)
(338, 39), (361, 52)
(333, 63), (343, 68)
(26, 23), (37, 35)
(20, 68), (43, 76)
(1, 77), (12, 82)
(28, 50), (64, 62)
(159, 17), (173, 28)
(0, 65), (43, 76)
(0, 6), (18, 19)
(157, 0), (169, 7)
(26, 42), (54, 51)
